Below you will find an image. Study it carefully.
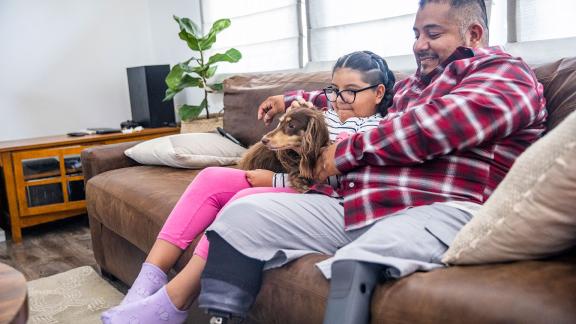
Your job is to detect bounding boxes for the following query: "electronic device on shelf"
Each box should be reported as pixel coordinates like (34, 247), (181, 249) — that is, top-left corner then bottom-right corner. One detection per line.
(120, 120), (141, 129)
(86, 128), (122, 134)
(66, 132), (88, 137)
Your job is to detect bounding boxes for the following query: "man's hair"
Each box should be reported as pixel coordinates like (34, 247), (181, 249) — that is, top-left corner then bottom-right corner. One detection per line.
(418, 0), (489, 45)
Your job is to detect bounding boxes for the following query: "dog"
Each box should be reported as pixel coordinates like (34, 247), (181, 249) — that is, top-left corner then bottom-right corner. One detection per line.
(238, 106), (330, 192)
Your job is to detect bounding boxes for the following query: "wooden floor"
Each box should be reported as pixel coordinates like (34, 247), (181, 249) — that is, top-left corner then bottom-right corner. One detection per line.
(0, 215), (98, 281)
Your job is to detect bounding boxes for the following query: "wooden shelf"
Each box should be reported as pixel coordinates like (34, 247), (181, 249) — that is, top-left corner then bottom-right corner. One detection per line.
(24, 178), (61, 186)
(0, 127), (180, 243)
(23, 170), (61, 181)
(0, 127), (179, 153)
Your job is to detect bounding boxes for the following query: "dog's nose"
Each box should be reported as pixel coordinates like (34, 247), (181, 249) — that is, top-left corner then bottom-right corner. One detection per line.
(261, 137), (270, 145)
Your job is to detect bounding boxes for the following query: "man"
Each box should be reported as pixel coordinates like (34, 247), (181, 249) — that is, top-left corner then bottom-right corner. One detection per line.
(198, 1), (547, 323)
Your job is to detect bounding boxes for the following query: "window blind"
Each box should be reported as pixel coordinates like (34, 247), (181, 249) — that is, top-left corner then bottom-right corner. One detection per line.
(306, 0), (417, 62)
(516, 0), (576, 42)
(201, 0), (303, 73)
(486, 0), (509, 46)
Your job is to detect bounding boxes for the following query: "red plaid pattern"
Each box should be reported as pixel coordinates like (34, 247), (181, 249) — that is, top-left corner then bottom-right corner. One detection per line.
(284, 89), (327, 111)
(285, 47), (547, 230)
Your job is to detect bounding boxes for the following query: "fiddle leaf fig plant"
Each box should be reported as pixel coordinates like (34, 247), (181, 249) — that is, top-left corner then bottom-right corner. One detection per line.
(163, 16), (241, 121)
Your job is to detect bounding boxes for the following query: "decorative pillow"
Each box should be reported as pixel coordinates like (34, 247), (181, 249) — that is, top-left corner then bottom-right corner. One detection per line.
(443, 111), (576, 265)
(124, 133), (246, 169)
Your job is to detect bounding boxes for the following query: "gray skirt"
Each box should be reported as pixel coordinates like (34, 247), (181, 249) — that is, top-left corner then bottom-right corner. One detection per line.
(208, 193), (473, 279)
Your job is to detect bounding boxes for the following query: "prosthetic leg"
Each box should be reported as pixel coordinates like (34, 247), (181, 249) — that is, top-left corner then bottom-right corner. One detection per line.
(199, 278), (256, 323)
(323, 260), (386, 324)
(198, 232), (264, 324)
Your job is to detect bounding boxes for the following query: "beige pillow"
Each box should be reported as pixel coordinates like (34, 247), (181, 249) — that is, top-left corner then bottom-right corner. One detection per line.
(124, 132), (246, 169)
(443, 111), (576, 265)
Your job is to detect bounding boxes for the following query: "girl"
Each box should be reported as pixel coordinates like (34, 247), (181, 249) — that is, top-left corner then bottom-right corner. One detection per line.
(102, 50), (395, 324)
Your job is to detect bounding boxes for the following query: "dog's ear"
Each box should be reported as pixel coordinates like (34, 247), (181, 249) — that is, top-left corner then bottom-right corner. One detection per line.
(299, 112), (329, 179)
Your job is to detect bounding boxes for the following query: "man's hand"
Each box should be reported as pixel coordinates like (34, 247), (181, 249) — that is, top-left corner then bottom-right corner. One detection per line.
(257, 95), (285, 125)
(314, 143), (341, 182)
(288, 98), (315, 110)
(246, 169), (275, 187)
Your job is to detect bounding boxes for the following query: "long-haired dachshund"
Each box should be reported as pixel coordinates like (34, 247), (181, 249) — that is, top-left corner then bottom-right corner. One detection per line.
(238, 107), (330, 192)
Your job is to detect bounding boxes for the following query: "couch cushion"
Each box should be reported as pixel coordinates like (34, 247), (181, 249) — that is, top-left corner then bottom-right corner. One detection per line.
(533, 57), (576, 131)
(371, 248), (576, 324)
(248, 250), (576, 324)
(250, 254), (330, 324)
(86, 166), (199, 252)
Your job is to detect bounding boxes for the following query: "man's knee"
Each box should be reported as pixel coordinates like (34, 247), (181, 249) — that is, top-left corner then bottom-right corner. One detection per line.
(335, 233), (405, 257)
(334, 227), (438, 263)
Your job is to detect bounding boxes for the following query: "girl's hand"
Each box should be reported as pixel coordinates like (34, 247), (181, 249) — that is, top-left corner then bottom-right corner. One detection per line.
(246, 169), (275, 187)
(257, 95), (286, 125)
(314, 143), (341, 181)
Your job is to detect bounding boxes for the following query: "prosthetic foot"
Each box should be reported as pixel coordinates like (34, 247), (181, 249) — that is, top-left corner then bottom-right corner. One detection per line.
(207, 310), (230, 324)
(323, 260), (384, 324)
(199, 278), (254, 321)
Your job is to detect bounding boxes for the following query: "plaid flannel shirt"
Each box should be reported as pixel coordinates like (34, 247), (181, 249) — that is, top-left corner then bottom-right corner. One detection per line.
(284, 46), (547, 230)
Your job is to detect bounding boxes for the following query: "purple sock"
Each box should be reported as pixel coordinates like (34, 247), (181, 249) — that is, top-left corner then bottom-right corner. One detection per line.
(102, 286), (188, 324)
(120, 262), (168, 306)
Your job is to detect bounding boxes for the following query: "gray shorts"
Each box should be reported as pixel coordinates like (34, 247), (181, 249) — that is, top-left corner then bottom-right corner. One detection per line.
(208, 193), (472, 279)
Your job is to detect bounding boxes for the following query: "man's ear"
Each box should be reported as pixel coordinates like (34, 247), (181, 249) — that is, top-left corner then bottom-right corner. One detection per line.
(468, 23), (485, 47)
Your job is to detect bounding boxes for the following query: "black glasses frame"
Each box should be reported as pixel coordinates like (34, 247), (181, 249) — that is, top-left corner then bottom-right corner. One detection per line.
(323, 84), (380, 104)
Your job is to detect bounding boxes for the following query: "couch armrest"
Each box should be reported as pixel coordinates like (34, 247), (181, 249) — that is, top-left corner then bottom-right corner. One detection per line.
(81, 141), (141, 182)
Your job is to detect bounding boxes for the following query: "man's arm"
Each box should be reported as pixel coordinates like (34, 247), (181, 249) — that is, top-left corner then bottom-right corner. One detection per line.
(335, 58), (546, 173)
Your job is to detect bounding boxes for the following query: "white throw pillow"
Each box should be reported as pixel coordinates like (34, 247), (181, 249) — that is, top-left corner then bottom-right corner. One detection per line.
(124, 133), (246, 169)
(442, 111), (576, 265)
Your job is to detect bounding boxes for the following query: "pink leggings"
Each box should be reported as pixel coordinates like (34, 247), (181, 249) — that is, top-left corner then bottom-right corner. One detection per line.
(157, 167), (295, 260)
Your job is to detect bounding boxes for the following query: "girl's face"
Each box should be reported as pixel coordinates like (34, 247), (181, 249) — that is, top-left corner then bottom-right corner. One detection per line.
(330, 68), (385, 122)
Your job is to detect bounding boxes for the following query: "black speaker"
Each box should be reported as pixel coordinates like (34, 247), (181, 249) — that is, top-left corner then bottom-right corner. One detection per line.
(126, 65), (176, 128)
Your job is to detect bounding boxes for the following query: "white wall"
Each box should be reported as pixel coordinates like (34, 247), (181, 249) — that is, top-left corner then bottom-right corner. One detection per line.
(145, 0), (217, 119)
(0, 0), (203, 141)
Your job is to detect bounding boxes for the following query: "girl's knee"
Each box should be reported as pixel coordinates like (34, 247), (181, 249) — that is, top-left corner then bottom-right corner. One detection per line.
(197, 167), (242, 181)
(221, 195), (260, 213)
(231, 187), (269, 202)
(231, 187), (296, 203)
(184, 167), (248, 196)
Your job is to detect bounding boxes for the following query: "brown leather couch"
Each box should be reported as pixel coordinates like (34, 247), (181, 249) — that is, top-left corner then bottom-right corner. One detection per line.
(82, 57), (576, 323)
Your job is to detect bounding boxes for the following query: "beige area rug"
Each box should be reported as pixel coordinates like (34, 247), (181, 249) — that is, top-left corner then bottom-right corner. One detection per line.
(27, 266), (124, 324)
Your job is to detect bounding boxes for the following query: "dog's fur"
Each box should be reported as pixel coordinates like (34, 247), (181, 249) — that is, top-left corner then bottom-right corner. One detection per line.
(238, 106), (330, 192)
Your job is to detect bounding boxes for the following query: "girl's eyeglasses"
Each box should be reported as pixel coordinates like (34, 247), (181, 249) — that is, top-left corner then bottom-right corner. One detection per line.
(323, 84), (379, 104)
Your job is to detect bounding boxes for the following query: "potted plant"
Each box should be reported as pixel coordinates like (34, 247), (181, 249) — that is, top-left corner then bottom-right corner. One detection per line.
(163, 15), (241, 132)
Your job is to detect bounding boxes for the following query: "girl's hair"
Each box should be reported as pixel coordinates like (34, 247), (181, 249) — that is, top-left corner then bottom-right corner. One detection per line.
(332, 51), (395, 116)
